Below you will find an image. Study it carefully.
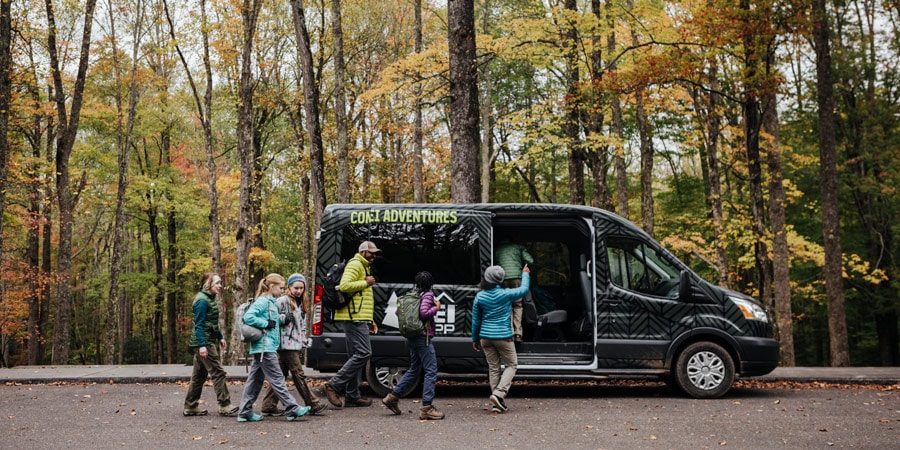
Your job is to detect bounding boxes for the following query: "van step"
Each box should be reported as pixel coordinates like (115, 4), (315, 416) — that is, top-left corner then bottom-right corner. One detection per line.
(518, 354), (593, 365)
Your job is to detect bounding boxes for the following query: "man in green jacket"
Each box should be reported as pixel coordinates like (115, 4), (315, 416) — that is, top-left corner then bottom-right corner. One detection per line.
(322, 241), (380, 408)
(495, 236), (534, 343)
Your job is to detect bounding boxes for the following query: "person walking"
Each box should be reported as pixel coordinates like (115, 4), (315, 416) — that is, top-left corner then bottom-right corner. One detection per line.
(183, 272), (239, 417)
(322, 241), (381, 408)
(236, 273), (312, 422)
(472, 264), (531, 414)
(494, 236), (534, 343)
(260, 273), (327, 416)
(381, 271), (445, 420)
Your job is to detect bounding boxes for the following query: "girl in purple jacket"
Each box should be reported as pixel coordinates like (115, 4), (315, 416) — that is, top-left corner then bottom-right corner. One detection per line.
(381, 271), (445, 420)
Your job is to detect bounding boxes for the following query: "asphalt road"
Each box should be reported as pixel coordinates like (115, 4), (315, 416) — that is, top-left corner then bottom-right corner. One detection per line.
(1, 380), (896, 449)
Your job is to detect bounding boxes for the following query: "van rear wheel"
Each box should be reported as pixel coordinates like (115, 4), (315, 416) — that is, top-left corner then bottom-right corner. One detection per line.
(674, 342), (735, 399)
(365, 362), (419, 398)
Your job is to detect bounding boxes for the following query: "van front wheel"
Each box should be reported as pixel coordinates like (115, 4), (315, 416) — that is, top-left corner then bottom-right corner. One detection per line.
(365, 362), (419, 398)
(674, 342), (735, 399)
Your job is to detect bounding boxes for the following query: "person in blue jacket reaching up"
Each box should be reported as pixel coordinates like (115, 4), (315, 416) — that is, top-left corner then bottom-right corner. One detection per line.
(236, 273), (311, 422)
(471, 264), (530, 414)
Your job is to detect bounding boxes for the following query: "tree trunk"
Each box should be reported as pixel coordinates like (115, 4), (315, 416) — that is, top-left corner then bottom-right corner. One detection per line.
(291, 0), (327, 223)
(635, 86), (653, 236)
(331, 0), (350, 203)
(607, 1), (627, 218)
(763, 87), (794, 366)
(415, 0), (426, 203)
(564, 0), (584, 206)
(479, 0), (493, 203)
(234, 0), (264, 346)
(47, 0), (97, 365)
(448, 0), (480, 203)
(705, 56), (729, 288)
(812, 0), (850, 367)
(105, 0), (145, 365)
(587, 0), (609, 210)
(0, 0), (10, 302)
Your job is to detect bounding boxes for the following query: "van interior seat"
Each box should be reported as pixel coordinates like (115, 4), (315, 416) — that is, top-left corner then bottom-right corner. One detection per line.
(523, 291), (568, 341)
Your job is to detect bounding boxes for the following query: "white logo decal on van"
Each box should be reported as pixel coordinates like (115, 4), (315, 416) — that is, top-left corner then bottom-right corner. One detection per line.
(382, 291), (456, 334)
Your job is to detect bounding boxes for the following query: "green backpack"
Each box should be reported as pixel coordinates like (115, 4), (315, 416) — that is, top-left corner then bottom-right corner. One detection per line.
(397, 289), (426, 338)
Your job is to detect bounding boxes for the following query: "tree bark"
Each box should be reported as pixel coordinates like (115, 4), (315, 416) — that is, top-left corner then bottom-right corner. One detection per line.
(0, 0), (10, 304)
(291, 0), (327, 223)
(47, 0), (98, 365)
(704, 54), (729, 288)
(587, 0), (609, 210)
(331, 0), (350, 203)
(479, 0), (493, 203)
(564, 0), (585, 206)
(234, 0), (264, 349)
(812, 0), (850, 367)
(607, 0), (628, 218)
(448, 0), (480, 203)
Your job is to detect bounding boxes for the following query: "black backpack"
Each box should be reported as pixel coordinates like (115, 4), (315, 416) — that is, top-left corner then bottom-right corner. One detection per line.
(321, 260), (351, 314)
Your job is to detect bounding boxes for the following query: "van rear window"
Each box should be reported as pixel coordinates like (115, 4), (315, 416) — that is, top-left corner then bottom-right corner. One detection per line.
(341, 223), (481, 285)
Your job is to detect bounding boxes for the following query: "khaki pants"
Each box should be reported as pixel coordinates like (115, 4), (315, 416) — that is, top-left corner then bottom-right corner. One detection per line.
(503, 279), (524, 338)
(183, 343), (231, 409)
(480, 338), (518, 399)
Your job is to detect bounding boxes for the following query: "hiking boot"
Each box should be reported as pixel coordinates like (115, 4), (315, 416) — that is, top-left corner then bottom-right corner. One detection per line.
(489, 394), (508, 412)
(261, 408), (284, 416)
(382, 393), (401, 415)
(345, 396), (373, 407)
(323, 383), (344, 408)
(218, 404), (239, 416)
(183, 407), (208, 416)
(419, 405), (445, 420)
(286, 405), (311, 421)
(309, 403), (328, 415)
(237, 413), (263, 423)
(490, 406), (502, 414)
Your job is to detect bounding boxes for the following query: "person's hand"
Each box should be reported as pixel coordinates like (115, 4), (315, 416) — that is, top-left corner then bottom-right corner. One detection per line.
(368, 322), (378, 335)
(219, 339), (227, 351)
(279, 313), (286, 324)
(266, 319), (276, 330)
(434, 300), (441, 309)
(365, 275), (376, 286)
(472, 341), (481, 352)
(198, 346), (208, 359)
(522, 264), (531, 274)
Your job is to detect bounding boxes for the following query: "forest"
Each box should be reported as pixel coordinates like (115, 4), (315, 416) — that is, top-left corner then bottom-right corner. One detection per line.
(0, 0), (897, 369)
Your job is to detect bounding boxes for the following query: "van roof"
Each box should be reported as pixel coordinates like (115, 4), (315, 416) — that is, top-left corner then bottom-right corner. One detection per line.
(322, 203), (641, 233)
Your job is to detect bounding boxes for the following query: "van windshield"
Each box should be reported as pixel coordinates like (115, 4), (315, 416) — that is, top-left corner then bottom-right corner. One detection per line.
(341, 223), (481, 285)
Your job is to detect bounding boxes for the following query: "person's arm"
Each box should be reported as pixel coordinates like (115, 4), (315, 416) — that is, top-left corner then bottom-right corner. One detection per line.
(193, 299), (208, 348)
(522, 246), (534, 265)
(419, 291), (439, 321)
(505, 271), (531, 299)
(242, 298), (272, 329)
(471, 296), (482, 342)
(339, 259), (370, 294)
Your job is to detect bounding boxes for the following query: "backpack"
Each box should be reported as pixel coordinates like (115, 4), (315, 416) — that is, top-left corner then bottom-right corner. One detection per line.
(235, 300), (264, 344)
(321, 260), (352, 314)
(396, 290), (426, 338)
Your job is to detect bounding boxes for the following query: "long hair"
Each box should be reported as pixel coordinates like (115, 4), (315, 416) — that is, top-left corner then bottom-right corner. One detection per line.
(200, 272), (219, 292)
(415, 271), (434, 292)
(255, 273), (286, 298)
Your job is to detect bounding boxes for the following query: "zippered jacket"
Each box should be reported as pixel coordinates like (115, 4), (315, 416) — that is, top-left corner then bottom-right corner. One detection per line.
(243, 295), (280, 354)
(472, 273), (531, 341)
(335, 253), (375, 321)
(189, 290), (223, 348)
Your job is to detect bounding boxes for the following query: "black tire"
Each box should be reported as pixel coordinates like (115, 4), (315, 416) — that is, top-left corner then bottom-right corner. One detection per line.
(674, 341), (735, 399)
(365, 362), (419, 398)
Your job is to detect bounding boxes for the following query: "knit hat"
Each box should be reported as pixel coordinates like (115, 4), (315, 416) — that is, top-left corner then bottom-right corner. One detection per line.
(287, 273), (306, 287)
(484, 265), (505, 285)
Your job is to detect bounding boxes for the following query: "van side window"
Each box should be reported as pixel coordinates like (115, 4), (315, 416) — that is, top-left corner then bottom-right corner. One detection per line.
(606, 237), (680, 298)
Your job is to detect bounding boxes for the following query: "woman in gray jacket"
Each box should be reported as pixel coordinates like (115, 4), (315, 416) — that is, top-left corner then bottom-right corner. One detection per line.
(261, 273), (326, 415)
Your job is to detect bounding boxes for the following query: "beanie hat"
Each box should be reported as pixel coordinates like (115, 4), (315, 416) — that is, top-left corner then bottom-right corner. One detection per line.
(484, 265), (505, 285)
(287, 273), (306, 287)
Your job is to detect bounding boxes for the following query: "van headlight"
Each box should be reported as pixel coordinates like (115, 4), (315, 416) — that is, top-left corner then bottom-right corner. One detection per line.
(731, 297), (769, 323)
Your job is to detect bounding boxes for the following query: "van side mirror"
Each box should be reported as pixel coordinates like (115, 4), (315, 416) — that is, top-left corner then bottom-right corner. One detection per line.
(679, 271), (692, 302)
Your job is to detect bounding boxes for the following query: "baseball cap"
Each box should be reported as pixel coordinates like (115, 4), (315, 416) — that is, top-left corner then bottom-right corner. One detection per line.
(358, 241), (382, 253)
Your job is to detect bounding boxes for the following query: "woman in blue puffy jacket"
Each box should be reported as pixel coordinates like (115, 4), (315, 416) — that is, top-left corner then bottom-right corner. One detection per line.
(471, 264), (530, 414)
(236, 273), (311, 422)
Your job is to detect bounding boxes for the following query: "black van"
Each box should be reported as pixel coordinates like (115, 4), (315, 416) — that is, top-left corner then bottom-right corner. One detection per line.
(308, 204), (778, 399)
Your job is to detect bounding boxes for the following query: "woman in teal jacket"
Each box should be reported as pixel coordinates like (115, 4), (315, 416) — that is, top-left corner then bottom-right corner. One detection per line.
(236, 273), (311, 422)
(472, 264), (530, 414)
